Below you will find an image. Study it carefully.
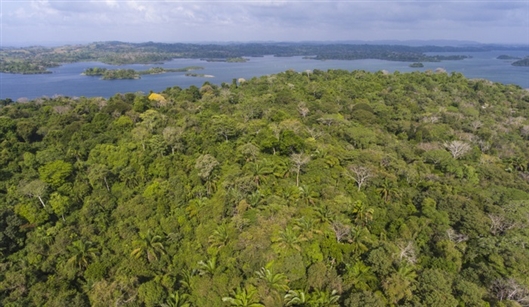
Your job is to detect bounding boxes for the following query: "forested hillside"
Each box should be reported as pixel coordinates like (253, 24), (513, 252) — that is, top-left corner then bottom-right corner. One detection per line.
(0, 42), (478, 74)
(1, 69), (529, 307)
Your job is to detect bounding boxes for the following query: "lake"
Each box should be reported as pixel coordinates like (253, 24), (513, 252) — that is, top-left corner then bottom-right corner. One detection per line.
(1, 50), (528, 100)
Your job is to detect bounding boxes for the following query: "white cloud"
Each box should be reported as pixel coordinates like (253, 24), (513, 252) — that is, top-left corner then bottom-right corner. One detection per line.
(1, 0), (528, 44)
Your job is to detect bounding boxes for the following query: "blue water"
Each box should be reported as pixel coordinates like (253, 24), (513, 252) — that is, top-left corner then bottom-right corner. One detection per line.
(1, 50), (528, 100)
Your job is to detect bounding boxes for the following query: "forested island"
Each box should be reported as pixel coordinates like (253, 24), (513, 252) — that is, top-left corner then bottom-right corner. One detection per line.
(512, 57), (529, 66)
(1, 69), (529, 306)
(185, 73), (214, 78)
(409, 62), (424, 68)
(496, 55), (529, 66)
(83, 68), (139, 80)
(2, 41), (516, 74)
(82, 66), (204, 80)
(497, 55), (521, 60)
(140, 66), (204, 74)
(204, 57), (249, 63)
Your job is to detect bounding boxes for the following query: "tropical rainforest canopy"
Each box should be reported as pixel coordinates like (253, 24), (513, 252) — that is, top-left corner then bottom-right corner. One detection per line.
(1, 69), (529, 307)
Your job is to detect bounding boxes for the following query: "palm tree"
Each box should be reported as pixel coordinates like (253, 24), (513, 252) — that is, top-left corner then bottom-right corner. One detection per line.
(273, 227), (306, 252)
(298, 185), (318, 206)
(396, 262), (417, 282)
(130, 230), (165, 263)
(222, 286), (264, 307)
(377, 179), (400, 203)
(350, 225), (371, 255)
(351, 200), (374, 227)
(293, 216), (322, 240)
(245, 160), (274, 187)
(255, 267), (289, 294)
(344, 261), (377, 291)
(310, 289), (340, 307)
(505, 156), (527, 172)
(284, 289), (309, 306)
(272, 158), (290, 179)
(179, 269), (196, 292)
(382, 263), (417, 305)
(208, 224), (230, 249)
(67, 240), (98, 271)
(197, 256), (217, 276)
(247, 190), (264, 207)
(314, 205), (333, 225)
(161, 291), (192, 307)
(280, 185), (300, 202)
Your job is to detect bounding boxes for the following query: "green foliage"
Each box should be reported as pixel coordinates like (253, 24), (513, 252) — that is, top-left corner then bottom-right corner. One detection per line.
(222, 286), (264, 307)
(99, 69), (140, 80)
(38, 160), (73, 188)
(138, 280), (166, 307)
(82, 67), (108, 76)
(49, 192), (71, 220)
(1, 70), (529, 307)
(131, 230), (166, 263)
(161, 292), (192, 307)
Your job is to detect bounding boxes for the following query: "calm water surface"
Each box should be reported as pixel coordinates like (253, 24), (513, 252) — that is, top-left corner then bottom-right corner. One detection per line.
(1, 50), (528, 100)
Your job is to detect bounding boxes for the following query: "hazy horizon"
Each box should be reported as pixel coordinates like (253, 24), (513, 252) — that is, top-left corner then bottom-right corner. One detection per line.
(2, 1), (528, 47)
(2, 39), (529, 49)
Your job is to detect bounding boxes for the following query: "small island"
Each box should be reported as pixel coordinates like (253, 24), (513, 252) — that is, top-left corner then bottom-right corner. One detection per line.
(409, 62), (424, 68)
(139, 66), (204, 74)
(185, 73), (214, 78)
(226, 57), (249, 63)
(202, 57), (249, 63)
(512, 57), (529, 66)
(83, 67), (109, 76)
(82, 66), (205, 80)
(497, 55), (521, 60)
(83, 68), (139, 80)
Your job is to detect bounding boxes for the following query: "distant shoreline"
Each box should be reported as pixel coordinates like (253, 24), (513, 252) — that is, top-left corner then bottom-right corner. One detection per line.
(6, 41), (526, 74)
(2, 50), (528, 100)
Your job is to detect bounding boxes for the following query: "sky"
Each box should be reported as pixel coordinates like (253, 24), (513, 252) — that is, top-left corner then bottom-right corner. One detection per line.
(1, 0), (528, 46)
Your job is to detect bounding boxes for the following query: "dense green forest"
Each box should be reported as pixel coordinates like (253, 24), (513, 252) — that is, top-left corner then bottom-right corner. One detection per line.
(1, 69), (529, 307)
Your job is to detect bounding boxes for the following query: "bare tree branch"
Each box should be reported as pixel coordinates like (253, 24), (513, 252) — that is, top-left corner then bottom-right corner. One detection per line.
(444, 140), (471, 159)
(346, 165), (373, 191)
